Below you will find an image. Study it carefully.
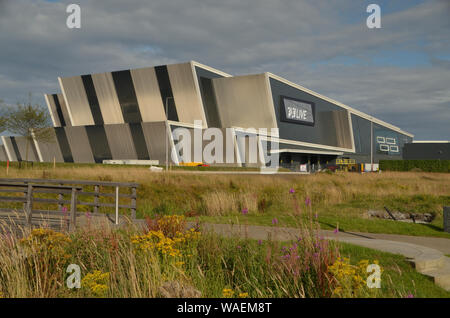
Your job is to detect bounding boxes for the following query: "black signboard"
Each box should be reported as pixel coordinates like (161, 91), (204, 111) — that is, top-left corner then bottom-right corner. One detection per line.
(280, 96), (315, 126)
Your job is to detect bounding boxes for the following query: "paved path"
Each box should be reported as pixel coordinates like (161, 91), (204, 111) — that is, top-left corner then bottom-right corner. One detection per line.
(195, 222), (450, 291)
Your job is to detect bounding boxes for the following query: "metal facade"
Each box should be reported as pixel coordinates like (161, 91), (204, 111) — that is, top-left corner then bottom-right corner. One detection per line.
(1, 61), (415, 167)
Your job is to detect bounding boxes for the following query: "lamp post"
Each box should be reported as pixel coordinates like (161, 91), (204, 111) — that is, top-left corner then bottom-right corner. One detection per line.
(370, 120), (373, 172)
(165, 97), (174, 172)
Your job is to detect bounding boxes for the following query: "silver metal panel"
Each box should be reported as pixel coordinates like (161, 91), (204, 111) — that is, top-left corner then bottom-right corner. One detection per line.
(104, 124), (138, 160)
(44, 94), (61, 127)
(91, 72), (124, 124)
(0, 145), (7, 161)
(332, 110), (352, 149)
(64, 126), (95, 163)
(167, 63), (206, 125)
(130, 67), (166, 122)
(212, 74), (278, 129)
(14, 136), (39, 162)
(2, 137), (17, 161)
(141, 121), (174, 164)
(57, 93), (72, 127)
(58, 76), (94, 126)
(34, 130), (64, 163)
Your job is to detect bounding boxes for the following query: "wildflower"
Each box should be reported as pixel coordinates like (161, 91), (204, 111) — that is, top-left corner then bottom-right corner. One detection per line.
(333, 227), (339, 234)
(305, 197), (311, 206)
(238, 292), (249, 298)
(242, 208), (248, 215)
(272, 218), (278, 225)
(258, 240), (262, 245)
(289, 188), (295, 194)
(222, 288), (234, 298)
(82, 271), (110, 298)
(314, 213), (318, 219)
(236, 245), (241, 250)
(406, 293), (414, 298)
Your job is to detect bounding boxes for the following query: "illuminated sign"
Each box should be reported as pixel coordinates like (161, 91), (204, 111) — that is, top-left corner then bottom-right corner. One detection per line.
(280, 96), (315, 126)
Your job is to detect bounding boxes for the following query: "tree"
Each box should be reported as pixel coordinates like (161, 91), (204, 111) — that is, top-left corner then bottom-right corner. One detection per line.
(0, 96), (55, 162)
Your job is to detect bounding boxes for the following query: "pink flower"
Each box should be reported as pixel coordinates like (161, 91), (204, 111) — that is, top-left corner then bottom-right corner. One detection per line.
(272, 218), (278, 225)
(406, 293), (414, 298)
(305, 197), (311, 206)
(333, 228), (339, 234)
(258, 240), (262, 245)
(289, 188), (295, 194)
(242, 208), (248, 215)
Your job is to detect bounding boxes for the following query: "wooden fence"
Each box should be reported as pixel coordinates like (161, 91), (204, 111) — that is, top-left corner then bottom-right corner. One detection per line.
(0, 178), (139, 230)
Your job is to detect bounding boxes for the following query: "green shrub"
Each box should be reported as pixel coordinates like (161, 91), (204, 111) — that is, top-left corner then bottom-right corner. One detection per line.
(380, 160), (450, 173)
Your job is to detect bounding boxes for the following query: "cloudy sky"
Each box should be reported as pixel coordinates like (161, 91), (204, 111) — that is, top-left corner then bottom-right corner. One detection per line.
(0, 0), (449, 139)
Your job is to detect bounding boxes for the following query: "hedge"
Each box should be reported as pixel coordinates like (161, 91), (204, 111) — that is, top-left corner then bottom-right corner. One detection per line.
(379, 160), (450, 172)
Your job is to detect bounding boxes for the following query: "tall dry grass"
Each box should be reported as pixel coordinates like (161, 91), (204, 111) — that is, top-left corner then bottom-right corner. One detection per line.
(0, 166), (449, 218)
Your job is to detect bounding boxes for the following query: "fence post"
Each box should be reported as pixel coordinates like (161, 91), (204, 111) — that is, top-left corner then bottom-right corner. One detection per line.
(115, 186), (119, 225)
(444, 207), (450, 233)
(131, 186), (136, 220)
(25, 184), (33, 226)
(69, 187), (77, 231)
(94, 185), (99, 214)
(57, 183), (63, 212)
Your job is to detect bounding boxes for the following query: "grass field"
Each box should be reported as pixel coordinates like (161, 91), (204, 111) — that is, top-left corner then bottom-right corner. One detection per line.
(0, 163), (449, 298)
(338, 243), (450, 298)
(0, 162), (449, 238)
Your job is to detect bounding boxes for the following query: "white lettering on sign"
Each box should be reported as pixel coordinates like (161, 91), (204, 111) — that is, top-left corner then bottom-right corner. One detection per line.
(282, 97), (314, 124)
(287, 106), (308, 121)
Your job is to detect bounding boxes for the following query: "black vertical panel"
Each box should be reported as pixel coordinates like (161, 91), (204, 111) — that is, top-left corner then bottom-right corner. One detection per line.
(52, 94), (66, 126)
(10, 137), (22, 161)
(111, 70), (143, 123)
(129, 123), (150, 160)
(55, 128), (74, 163)
(81, 75), (104, 125)
(154, 65), (179, 121)
(199, 77), (221, 127)
(85, 126), (113, 163)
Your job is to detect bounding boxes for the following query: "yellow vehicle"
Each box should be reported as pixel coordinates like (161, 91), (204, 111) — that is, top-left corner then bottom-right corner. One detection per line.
(179, 162), (204, 167)
(336, 158), (358, 172)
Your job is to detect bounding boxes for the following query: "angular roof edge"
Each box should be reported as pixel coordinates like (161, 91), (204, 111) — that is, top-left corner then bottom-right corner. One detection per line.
(266, 72), (414, 138)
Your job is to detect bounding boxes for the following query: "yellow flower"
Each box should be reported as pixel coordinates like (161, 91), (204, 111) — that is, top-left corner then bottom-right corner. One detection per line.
(222, 288), (234, 298)
(238, 292), (249, 298)
(82, 271), (110, 298)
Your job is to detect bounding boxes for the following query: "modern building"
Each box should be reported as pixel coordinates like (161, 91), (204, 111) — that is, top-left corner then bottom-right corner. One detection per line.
(0, 61), (415, 170)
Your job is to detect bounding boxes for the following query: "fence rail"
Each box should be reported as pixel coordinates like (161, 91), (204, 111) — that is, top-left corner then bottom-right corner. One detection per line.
(0, 178), (139, 231)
